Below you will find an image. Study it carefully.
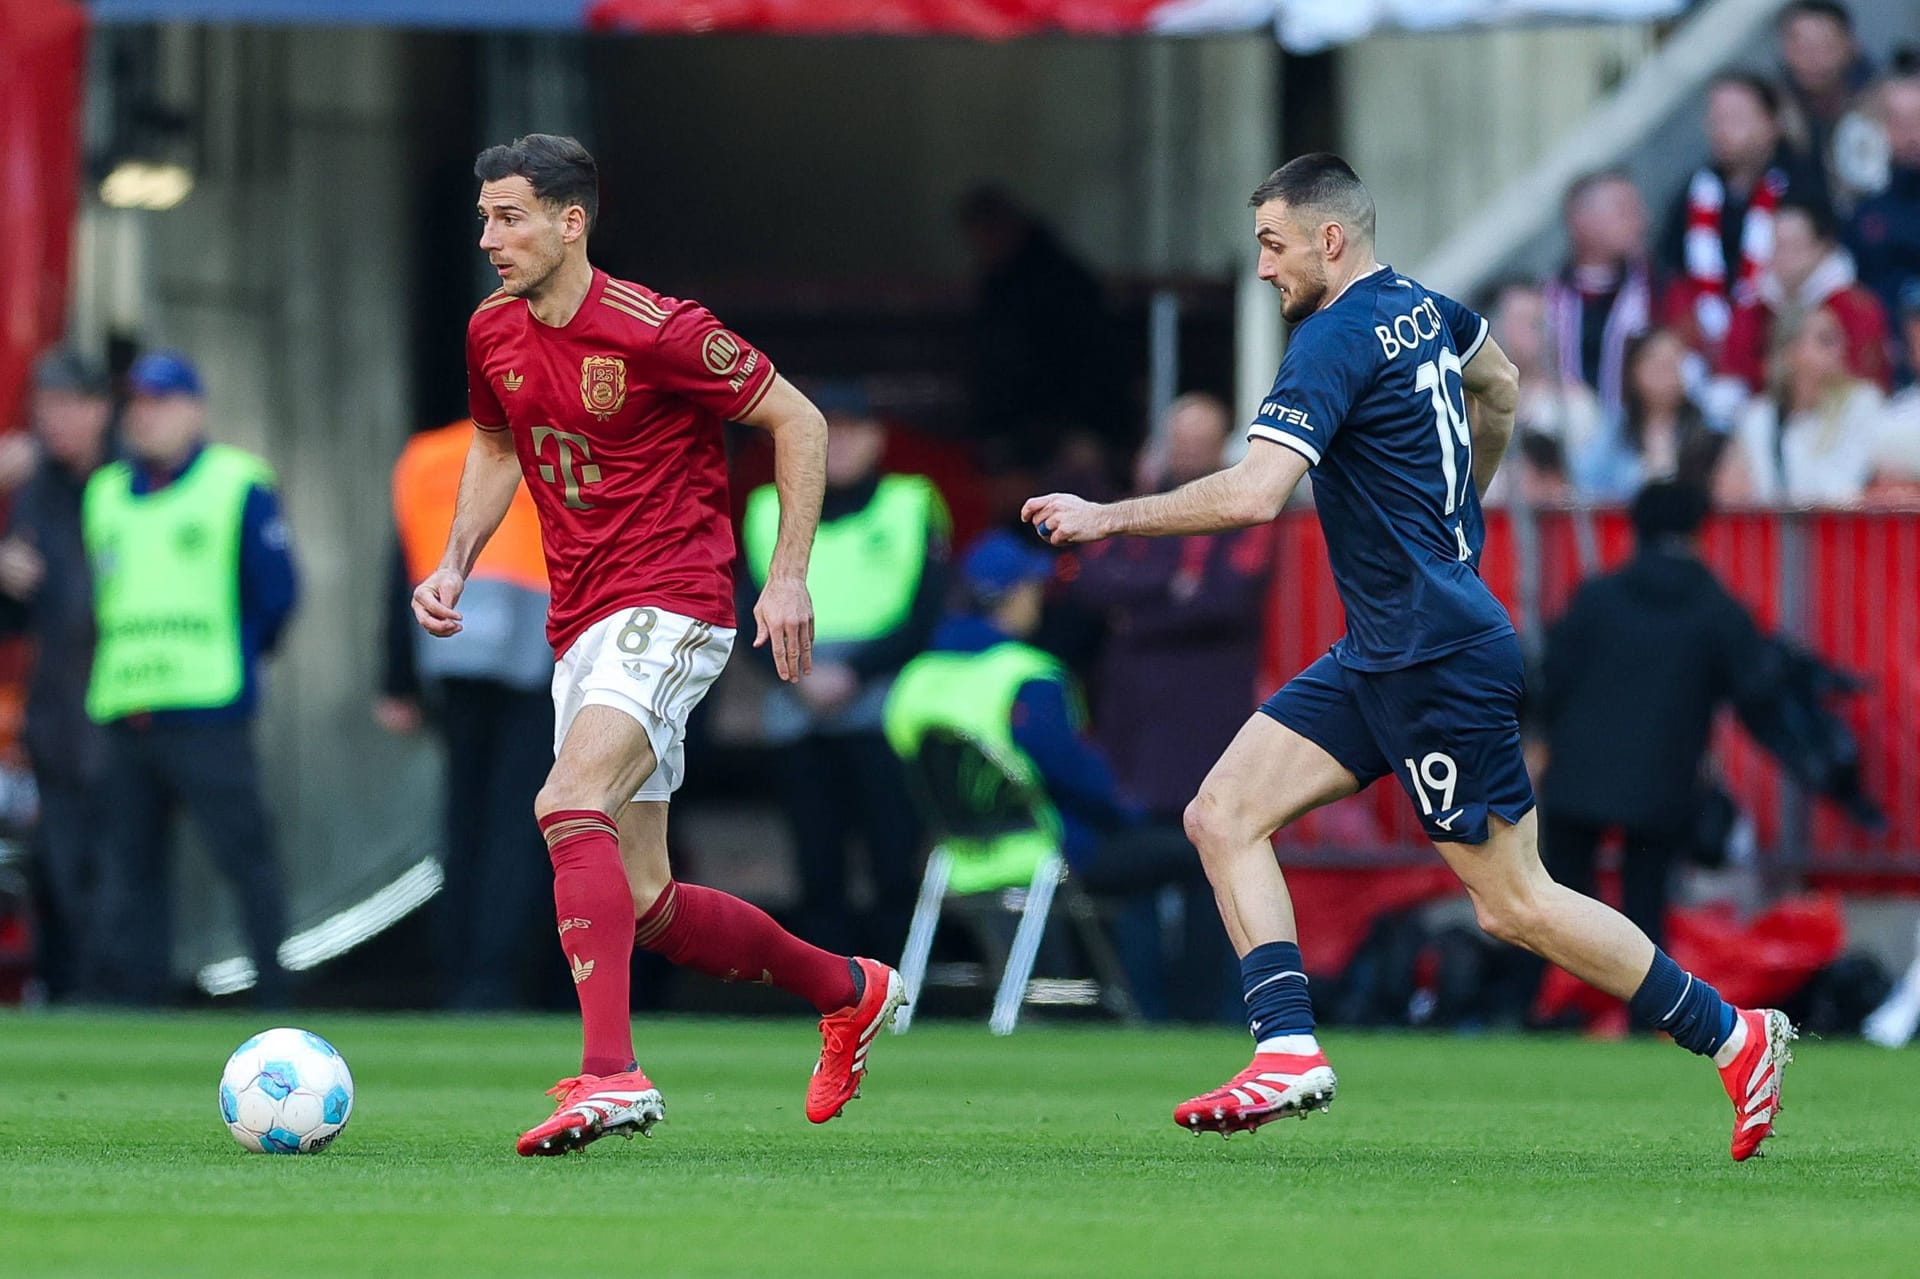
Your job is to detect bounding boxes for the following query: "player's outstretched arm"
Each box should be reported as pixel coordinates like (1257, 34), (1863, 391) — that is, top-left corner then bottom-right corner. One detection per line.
(1461, 335), (1520, 498)
(1024, 441), (1309, 545)
(739, 374), (827, 682)
(412, 425), (520, 639)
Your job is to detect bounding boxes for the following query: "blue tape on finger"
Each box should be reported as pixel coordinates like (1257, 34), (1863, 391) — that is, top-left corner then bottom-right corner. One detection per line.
(1036, 521), (1052, 539)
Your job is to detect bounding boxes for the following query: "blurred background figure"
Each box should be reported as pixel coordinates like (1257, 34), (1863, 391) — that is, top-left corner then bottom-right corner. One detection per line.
(1865, 280), (1920, 503)
(1663, 73), (1826, 358)
(1721, 304), (1886, 503)
(1536, 483), (1771, 962)
(0, 350), (113, 1001)
(957, 184), (1126, 484)
(1720, 198), (1890, 392)
(742, 383), (947, 958)
(1487, 279), (1601, 504)
(1849, 68), (1920, 380)
(1571, 329), (1728, 502)
(382, 418), (555, 1009)
(1776, 1), (1879, 214)
(86, 351), (297, 1006)
(1548, 169), (1658, 419)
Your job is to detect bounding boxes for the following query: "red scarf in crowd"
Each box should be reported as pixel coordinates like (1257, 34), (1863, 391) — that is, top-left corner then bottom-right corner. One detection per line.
(1683, 166), (1786, 341)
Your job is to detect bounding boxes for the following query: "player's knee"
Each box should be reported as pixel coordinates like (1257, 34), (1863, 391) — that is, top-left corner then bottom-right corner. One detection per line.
(1183, 789), (1246, 859)
(1471, 887), (1548, 950)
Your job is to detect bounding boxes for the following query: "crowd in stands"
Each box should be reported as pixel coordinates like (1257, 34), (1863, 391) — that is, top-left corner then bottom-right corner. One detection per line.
(1492, 1), (1920, 511)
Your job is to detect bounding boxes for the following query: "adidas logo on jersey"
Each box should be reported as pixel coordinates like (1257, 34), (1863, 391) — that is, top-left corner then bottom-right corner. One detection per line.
(570, 953), (596, 984)
(503, 371), (525, 392)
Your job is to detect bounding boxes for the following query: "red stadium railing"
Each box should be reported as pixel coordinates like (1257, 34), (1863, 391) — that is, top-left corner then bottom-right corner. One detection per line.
(1260, 508), (1920, 875)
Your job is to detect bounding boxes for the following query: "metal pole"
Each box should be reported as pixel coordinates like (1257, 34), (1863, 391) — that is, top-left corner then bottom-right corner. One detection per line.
(1776, 513), (1812, 892)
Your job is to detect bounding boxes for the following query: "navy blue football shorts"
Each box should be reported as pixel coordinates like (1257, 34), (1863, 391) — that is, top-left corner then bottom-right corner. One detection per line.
(1258, 634), (1536, 845)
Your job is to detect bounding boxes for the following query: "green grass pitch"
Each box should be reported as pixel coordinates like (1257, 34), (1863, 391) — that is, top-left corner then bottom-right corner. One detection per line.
(3, 1012), (1916, 1277)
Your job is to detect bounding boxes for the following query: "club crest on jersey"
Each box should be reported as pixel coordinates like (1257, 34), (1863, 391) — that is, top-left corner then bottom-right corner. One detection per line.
(580, 355), (627, 420)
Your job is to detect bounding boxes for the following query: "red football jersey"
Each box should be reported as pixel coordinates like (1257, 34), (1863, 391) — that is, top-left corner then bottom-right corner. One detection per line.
(465, 269), (775, 652)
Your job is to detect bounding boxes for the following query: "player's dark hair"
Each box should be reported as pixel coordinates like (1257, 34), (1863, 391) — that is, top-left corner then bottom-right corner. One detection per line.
(475, 134), (599, 234)
(1708, 71), (1783, 120)
(1778, 0), (1852, 33)
(1249, 153), (1376, 245)
(1775, 195), (1839, 244)
(1631, 481), (1712, 542)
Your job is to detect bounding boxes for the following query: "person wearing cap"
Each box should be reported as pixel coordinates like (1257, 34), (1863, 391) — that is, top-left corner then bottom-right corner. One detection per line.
(84, 350), (299, 1005)
(1536, 482), (1773, 962)
(885, 531), (1207, 1015)
(739, 383), (947, 957)
(0, 349), (115, 1000)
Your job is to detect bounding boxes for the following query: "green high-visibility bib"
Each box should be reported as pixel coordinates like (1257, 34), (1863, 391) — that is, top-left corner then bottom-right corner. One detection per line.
(84, 444), (274, 722)
(884, 641), (1075, 895)
(743, 474), (945, 643)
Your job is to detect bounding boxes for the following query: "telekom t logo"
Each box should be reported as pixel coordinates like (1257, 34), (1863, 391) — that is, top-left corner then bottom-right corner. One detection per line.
(533, 426), (602, 510)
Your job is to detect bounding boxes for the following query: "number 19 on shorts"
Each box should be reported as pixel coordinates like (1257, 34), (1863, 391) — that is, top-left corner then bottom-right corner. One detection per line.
(1403, 751), (1459, 816)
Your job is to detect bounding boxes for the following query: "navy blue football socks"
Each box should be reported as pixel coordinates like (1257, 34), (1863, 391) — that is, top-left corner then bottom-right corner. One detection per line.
(1242, 940), (1315, 1040)
(1629, 948), (1737, 1056)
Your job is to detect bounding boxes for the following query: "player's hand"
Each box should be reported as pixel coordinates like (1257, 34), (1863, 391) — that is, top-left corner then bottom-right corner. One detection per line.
(753, 574), (814, 683)
(411, 568), (466, 638)
(1021, 493), (1112, 545)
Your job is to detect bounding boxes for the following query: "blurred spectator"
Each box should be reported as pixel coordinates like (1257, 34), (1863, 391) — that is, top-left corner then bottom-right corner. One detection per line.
(1775, 1), (1878, 213)
(1662, 73), (1827, 358)
(1488, 279), (1601, 504)
(1072, 393), (1269, 825)
(1722, 305), (1886, 504)
(1864, 282), (1920, 504)
(957, 184), (1126, 476)
(87, 351), (297, 1005)
(1721, 198), (1891, 392)
(0, 351), (112, 1001)
(1849, 70), (1920, 379)
(382, 419), (555, 1009)
(1547, 170), (1658, 418)
(1538, 482), (1770, 957)
(1571, 330), (1727, 502)
(741, 383), (947, 958)
(891, 532), (1227, 1020)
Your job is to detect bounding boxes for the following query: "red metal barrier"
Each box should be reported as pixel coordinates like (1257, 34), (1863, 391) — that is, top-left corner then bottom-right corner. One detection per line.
(1261, 508), (1920, 873)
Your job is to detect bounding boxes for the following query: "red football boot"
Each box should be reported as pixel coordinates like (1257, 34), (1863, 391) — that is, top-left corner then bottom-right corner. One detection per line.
(806, 958), (905, 1123)
(1718, 1008), (1796, 1162)
(1174, 1046), (1338, 1136)
(515, 1068), (664, 1157)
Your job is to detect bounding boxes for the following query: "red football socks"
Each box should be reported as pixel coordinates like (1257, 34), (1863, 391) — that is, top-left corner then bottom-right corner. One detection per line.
(635, 880), (858, 1014)
(539, 810), (636, 1077)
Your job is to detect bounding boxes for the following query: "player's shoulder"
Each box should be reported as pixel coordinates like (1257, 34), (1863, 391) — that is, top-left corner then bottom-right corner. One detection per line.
(467, 288), (524, 341)
(597, 274), (677, 335)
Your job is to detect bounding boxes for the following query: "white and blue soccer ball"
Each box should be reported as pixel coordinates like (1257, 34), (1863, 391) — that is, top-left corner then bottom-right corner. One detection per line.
(218, 1027), (354, 1154)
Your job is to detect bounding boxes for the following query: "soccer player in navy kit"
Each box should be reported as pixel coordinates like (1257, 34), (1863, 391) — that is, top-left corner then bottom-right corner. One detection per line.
(1024, 154), (1794, 1161)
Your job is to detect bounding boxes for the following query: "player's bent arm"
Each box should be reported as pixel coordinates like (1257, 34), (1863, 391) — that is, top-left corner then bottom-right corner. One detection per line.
(437, 424), (521, 579)
(738, 375), (827, 584)
(1461, 335), (1520, 498)
(1061, 440), (1308, 542)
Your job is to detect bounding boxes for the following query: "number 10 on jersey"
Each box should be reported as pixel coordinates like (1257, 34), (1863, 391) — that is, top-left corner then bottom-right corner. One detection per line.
(1414, 351), (1473, 561)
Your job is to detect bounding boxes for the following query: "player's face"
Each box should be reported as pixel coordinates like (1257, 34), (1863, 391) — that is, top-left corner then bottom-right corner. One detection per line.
(1253, 202), (1329, 323)
(477, 177), (570, 299)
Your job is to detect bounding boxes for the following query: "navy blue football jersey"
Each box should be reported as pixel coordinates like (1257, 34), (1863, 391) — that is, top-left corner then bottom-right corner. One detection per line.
(1249, 266), (1514, 671)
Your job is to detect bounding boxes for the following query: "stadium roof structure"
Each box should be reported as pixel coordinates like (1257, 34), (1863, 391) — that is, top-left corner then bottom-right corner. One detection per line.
(90, 0), (1688, 50)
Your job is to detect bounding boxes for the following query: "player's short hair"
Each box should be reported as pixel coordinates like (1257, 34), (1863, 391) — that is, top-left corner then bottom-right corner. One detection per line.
(1248, 153), (1376, 246)
(1630, 481), (1712, 541)
(1779, 0), (1852, 33)
(475, 134), (599, 234)
(1708, 71), (1783, 120)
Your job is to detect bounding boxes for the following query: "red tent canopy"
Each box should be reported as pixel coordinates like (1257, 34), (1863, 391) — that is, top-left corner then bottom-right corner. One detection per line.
(586, 0), (1180, 39)
(0, 0), (86, 429)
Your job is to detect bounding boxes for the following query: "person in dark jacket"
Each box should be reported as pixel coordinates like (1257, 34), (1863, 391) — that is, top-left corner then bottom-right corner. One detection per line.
(1537, 482), (1771, 953)
(0, 350), (114, 1000)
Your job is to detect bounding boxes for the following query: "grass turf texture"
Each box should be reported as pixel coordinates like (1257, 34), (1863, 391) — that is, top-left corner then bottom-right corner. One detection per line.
(2, 1014), (1915, 1277)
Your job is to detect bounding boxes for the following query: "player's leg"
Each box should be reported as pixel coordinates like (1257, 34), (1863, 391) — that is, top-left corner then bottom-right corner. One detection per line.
(1174, 655), (1388, 1135)
(1377, 636), (1792, 1161)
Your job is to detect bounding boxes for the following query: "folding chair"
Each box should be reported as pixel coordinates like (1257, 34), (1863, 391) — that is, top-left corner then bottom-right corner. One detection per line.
(889, 727), (1135, 1035)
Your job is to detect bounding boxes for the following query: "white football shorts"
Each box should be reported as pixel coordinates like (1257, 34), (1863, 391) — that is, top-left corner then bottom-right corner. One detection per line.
(551, 606), (735, 802)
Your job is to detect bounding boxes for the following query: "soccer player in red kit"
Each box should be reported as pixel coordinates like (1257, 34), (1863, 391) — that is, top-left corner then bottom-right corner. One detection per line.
(412, 134), (905, 1156)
